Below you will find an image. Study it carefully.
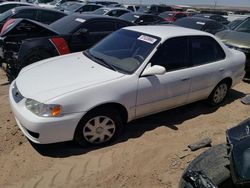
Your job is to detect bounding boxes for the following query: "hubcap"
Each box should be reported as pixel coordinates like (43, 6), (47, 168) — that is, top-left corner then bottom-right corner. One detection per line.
(83, 116), (116, 144)
(213, 84), (228, 104)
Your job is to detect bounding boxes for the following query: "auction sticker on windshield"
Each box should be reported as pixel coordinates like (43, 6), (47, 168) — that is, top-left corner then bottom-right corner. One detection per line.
(138, 35), (157, 44)
(75, 18), (86, 23)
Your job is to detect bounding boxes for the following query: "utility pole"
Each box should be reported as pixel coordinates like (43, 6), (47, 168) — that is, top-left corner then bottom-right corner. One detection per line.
(214, 0), (217, 10)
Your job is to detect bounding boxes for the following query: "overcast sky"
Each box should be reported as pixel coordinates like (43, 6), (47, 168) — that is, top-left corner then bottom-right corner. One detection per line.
(113, 0), (250, 7)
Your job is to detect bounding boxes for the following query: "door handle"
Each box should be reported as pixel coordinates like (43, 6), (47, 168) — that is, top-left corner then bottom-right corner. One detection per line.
(181, 77), (190, 81)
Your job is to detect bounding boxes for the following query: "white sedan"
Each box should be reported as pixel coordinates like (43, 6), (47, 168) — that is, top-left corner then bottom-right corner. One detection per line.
(9, 26), (246, 146)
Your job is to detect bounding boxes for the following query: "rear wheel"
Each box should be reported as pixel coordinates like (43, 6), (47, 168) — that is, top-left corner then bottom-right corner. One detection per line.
(74, 110), (123, 146)
(207, 82), (229, 107)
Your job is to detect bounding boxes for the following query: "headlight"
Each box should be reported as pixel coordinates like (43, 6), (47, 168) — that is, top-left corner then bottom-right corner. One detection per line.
(25, 98), (62, 117)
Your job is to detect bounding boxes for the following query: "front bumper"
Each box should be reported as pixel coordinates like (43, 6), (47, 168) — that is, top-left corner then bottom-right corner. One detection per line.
(9, 81), (84, 144)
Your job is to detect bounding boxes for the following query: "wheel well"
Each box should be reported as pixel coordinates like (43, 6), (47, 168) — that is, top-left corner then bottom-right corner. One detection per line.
(84, 103), (128, 123)
(220, 77), (232, 88)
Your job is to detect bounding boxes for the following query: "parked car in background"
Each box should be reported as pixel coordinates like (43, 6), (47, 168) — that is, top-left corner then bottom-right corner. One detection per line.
(0, 6), (67, 31)
(56, 2), (102, 14)
(216, 17), (250, 78)
(91, 7), (131, 17)
(123, 4), (139, 12)
(9, 26), (245, 146)
(0, 2), (33, 14)
(137, 4), (173, 15)
(174, 17), (226, 34)
(90, 1), (120, 6)
(159, 11), (187, 23)
(227, 17), (248, 30)
(0, 14), (134, 80)
(120, 12), (164, 25)
(194, 14), (230, 25)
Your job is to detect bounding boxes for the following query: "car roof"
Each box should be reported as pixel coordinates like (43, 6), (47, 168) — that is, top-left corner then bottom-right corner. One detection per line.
(180, 17), (216, 24)
(13, 6), (67, 14)
(69, 13), (131, 21)
(124, 25), (211, 40)
(0, 2), (33, 5)
(99, 7), (130, 11)
(128, 12), (155, 16)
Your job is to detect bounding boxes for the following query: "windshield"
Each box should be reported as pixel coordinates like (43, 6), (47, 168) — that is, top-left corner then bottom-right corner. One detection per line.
(120, 13), (139, 22)
(50, 15), (83, 34)
(0, 9), (13, 23)
(175, 18), (205, 30)
(64, 3), (83, 11)
(93, 8), (109, 15)
(235, 18), (250, 33)
(159, 12), (174, 18)
(87, 29), (160, 74)
(137, 5), (150, 13)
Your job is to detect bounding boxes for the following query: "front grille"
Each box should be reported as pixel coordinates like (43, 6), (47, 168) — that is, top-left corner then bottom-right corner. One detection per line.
(12, 82), (24, 103)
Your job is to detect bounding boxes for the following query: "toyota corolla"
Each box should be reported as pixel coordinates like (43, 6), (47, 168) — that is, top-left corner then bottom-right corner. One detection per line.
(9, 26), (246, 146)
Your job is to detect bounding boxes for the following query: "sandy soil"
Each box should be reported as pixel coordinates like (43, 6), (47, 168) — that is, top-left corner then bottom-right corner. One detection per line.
(0, 69), (250, 188)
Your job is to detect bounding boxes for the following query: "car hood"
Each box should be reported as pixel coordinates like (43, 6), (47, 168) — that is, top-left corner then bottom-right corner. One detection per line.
(16, 52), (125, 102)
(216, 30), (250, 49)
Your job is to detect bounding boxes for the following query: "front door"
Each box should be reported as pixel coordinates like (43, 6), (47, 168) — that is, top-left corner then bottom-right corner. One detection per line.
(136, 37), (192, 117)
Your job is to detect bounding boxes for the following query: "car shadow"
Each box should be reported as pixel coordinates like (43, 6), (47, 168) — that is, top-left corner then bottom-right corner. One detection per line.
(30, 89), (246, 158)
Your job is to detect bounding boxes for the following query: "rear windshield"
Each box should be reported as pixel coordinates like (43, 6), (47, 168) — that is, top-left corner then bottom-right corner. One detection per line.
(0, 9), (13, 23)
(120, 13), (138, 22)
(50, 15), (83, 34)
(175, 18), (205, 30)
(159, 12), (174, 18)
(93, 8), (109, 15)
(64, 3), (83, 11)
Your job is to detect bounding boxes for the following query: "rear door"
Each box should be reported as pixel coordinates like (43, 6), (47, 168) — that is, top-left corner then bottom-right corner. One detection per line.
(69, 20), (116, 52)
(187, 36), (227, 103)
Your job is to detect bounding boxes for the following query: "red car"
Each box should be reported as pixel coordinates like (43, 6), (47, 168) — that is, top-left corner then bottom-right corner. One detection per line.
(159, 11), (187, 22)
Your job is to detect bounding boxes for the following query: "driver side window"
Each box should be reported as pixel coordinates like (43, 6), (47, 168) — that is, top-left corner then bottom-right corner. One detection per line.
(151, 37), (189, 71)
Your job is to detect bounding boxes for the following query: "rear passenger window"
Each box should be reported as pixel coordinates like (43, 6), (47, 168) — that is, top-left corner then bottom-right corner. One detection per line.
(13, 10), (37, 20)
(191, 36), (225, 66)
(39, 11), (65, 24)
(151, 37), (189, 71)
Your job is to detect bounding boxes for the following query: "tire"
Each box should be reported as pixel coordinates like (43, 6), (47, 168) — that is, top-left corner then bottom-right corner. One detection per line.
(179, 144), (231, 188)
(207, 81), (229, 107)
(23, 50), (51, 66)
(74, 109), (123, 146)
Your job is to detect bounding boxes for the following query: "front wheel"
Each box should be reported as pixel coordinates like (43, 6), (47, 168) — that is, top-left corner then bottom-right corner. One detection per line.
(74, 110), (123, 146)
(207, 82), (229, 107)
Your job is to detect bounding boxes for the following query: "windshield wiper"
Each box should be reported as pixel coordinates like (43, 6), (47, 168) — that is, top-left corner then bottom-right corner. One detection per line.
(83, 50), (117, 71)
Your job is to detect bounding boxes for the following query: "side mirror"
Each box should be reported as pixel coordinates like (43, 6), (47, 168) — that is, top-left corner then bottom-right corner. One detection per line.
(141, 65), (166, 77)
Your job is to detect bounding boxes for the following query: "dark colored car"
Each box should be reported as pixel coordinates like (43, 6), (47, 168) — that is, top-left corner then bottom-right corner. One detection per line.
(194, 14), (230, 25)
(216, 17), (250, 78)
(0, 14), (134, 80)
(0, 6), (67, 31)
(180, 118), (250, 188)
(137, 4), (173, 15)
(159, 11), (187, 23)
(174, 17), (226, 35)
(0, 2), (33, 14)
(56, 2), (103, 14)
(120, 12), (164, 25)
(92, 7), (131, 17)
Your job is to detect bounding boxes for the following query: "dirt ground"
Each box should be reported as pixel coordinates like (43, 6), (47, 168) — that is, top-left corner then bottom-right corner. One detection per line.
(0, 69), (249, 188)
